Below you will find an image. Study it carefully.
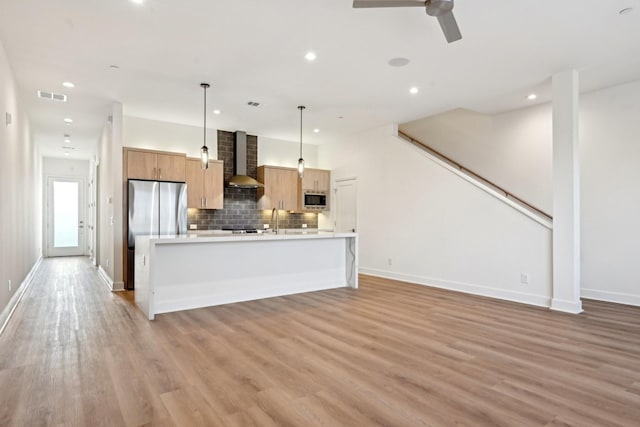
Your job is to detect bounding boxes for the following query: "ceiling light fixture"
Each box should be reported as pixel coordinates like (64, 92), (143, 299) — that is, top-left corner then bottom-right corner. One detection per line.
(313, 128), (320, 133)
(527, 93), (537, 100)
(130, 0), (145, 5)
(62, 81), (75, 88)
(297, 105), (306, 178)
(409, 86), (419, 95)
(63, 118), (73, 124)
(213, 109), (221, 115)
(305, 51), (317, 61)
(200, 83), (210, 170)
(64, 138), (71, 143)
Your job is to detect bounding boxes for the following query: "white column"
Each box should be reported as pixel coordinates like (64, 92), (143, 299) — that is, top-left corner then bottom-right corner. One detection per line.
(551, 70), (582, 314)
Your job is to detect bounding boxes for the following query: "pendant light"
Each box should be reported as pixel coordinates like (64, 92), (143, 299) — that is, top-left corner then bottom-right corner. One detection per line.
(297, 105), (306, 178)
(200, 83), (210, 170)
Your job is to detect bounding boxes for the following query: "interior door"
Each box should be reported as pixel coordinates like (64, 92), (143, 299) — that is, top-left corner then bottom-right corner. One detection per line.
(47, 177), (85, 257)
(335, 178), (357, 233)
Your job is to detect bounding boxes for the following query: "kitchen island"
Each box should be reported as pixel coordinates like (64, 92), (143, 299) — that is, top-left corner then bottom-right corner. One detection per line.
(134, 231), (358, 320)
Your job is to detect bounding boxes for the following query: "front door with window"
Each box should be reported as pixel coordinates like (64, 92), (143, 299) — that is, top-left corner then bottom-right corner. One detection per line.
(47, 177), (85, 257)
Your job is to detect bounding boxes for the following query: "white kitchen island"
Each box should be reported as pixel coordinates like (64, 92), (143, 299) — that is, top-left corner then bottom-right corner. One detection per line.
(134, 231), (358, 320)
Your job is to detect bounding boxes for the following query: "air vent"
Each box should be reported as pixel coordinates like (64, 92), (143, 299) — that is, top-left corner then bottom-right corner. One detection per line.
(38, 90), (67, 102)
(247, 101), (260, 107)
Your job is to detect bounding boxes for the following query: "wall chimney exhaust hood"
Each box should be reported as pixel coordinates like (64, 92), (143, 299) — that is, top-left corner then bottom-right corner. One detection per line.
(227, 131), (264, 188)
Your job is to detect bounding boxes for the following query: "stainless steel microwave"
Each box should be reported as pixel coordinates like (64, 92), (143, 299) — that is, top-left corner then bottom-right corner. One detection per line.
(303, 192), (328, 211)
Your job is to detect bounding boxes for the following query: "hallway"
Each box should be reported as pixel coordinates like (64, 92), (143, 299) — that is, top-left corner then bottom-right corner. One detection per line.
(1, 257), (640, 426)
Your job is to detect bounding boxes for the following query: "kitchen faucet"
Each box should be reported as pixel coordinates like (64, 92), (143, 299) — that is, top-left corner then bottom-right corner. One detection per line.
(270, 208), (280, 234)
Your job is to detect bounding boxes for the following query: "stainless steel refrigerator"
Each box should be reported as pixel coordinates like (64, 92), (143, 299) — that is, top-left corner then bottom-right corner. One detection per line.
(127, 180), (187, 289)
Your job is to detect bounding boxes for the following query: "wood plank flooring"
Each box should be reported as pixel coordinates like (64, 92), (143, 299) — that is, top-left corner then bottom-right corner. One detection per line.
(1, 257), (639, 426)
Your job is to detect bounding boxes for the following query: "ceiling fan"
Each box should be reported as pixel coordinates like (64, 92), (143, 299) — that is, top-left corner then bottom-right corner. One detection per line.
(352, 0), (462, 43)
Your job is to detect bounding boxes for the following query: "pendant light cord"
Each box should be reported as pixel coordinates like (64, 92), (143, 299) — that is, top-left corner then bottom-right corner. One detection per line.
(298, 105), (305, 157)
(202, 83), (208, 148)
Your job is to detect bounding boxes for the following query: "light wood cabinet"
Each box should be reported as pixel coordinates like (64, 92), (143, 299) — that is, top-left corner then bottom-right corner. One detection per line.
(301, 168), (330, 193)
(125, 148), (186, 182)
(185, 159), (224, 209)
(257, 166), (298, 210)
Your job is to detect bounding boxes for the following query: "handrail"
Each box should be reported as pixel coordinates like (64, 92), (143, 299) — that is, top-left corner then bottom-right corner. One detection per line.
(397, 130), (553, 221)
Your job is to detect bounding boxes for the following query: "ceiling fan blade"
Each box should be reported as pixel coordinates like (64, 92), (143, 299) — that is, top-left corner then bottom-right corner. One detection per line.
(353, 0), (425, 8)
(437, 11), (462, 43)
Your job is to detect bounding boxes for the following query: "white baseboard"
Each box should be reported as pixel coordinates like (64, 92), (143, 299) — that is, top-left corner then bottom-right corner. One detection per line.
(360, 267), (552, 308)
(550, 298), (583, 314)
(0, 256), (43, 336)
(97, 265), (125, 292)
(582, 288), (640, 307)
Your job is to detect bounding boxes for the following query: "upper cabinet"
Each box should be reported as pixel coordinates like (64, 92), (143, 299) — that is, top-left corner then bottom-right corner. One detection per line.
(125, 148), (186, 182)
(300, 168), (330, 193)
(185, 159), (224, 209)
(257, 166), (298, 210)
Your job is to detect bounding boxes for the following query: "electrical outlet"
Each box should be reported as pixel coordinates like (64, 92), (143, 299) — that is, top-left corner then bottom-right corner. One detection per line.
(263, 224), (269, 229)
(189, 224), (197, 230)
(388, 258), (393, 266)
(302, 224), (307, 228)
(8, 279), (11, 291)
(520, 273), (529, 284)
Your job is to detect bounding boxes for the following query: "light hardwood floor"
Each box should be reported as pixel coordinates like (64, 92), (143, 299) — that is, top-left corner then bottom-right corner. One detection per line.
(1, 257), (639, 426)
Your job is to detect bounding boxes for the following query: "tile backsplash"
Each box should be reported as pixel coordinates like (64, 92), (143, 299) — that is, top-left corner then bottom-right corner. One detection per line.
(188, 188), (318, 230)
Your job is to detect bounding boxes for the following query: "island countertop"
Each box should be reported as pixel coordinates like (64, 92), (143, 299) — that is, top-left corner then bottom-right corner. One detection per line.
(134, 230), (358, 320)
(145, 230), (357, 244)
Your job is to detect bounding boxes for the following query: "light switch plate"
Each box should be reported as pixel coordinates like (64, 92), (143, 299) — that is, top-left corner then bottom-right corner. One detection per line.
(189, 224), (197, 230)
(5, 112), (11, 126)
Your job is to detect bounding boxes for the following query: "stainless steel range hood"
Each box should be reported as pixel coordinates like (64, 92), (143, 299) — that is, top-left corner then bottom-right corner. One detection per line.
(227, 131), (264, 188)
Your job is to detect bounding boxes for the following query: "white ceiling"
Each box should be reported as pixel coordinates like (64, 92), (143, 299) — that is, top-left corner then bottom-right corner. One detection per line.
(1, 0), (639, 160)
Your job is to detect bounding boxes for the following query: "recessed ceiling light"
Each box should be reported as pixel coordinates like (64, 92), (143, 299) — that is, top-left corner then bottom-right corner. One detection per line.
(388, 57), (410, 67)
(63, 118), (73, 124)
(64, 138), (71, 143)
(130, 0), (145, 4)
(305, 51), (317, 61)
(313, 128), (320, 133)
(409, 87), (419, 95)
(213, 109), (221, 115)
(62, 81), (75, 88)
(64, 152), (69, 157)
(527, 93), (537, 100)
(619, 7), (633, 14)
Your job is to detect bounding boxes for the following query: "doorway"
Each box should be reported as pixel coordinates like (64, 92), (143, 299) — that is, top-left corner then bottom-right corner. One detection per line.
(335, 178), (357, 233)
(46, 176), (86, 257)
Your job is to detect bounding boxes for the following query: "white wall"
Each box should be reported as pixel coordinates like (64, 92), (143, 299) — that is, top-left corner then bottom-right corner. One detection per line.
(123, 115), (318, 168)
(580, 81), (640, 305)
(400, 105), (553, 215)
(398, 80), (640, 306)
(0, 40), (41, 318)
(259, 136), (318, 169)
(123, 115), (217, 159)
(97, 105), (124, 290)
(322, 124), (553, 307)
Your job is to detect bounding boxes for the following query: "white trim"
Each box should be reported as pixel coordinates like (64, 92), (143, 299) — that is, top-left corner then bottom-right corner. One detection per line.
(550, 297), (583, 314)
(0, 257), (43, 336)
(360, 267), (552, 308)
(393, 129), (552, 229)
(582, 288), (640, 307)
(97, 265), (125, 292)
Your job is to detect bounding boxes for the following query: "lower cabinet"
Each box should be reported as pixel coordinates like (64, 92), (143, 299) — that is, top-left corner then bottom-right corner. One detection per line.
(185, 159), (224, 209)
